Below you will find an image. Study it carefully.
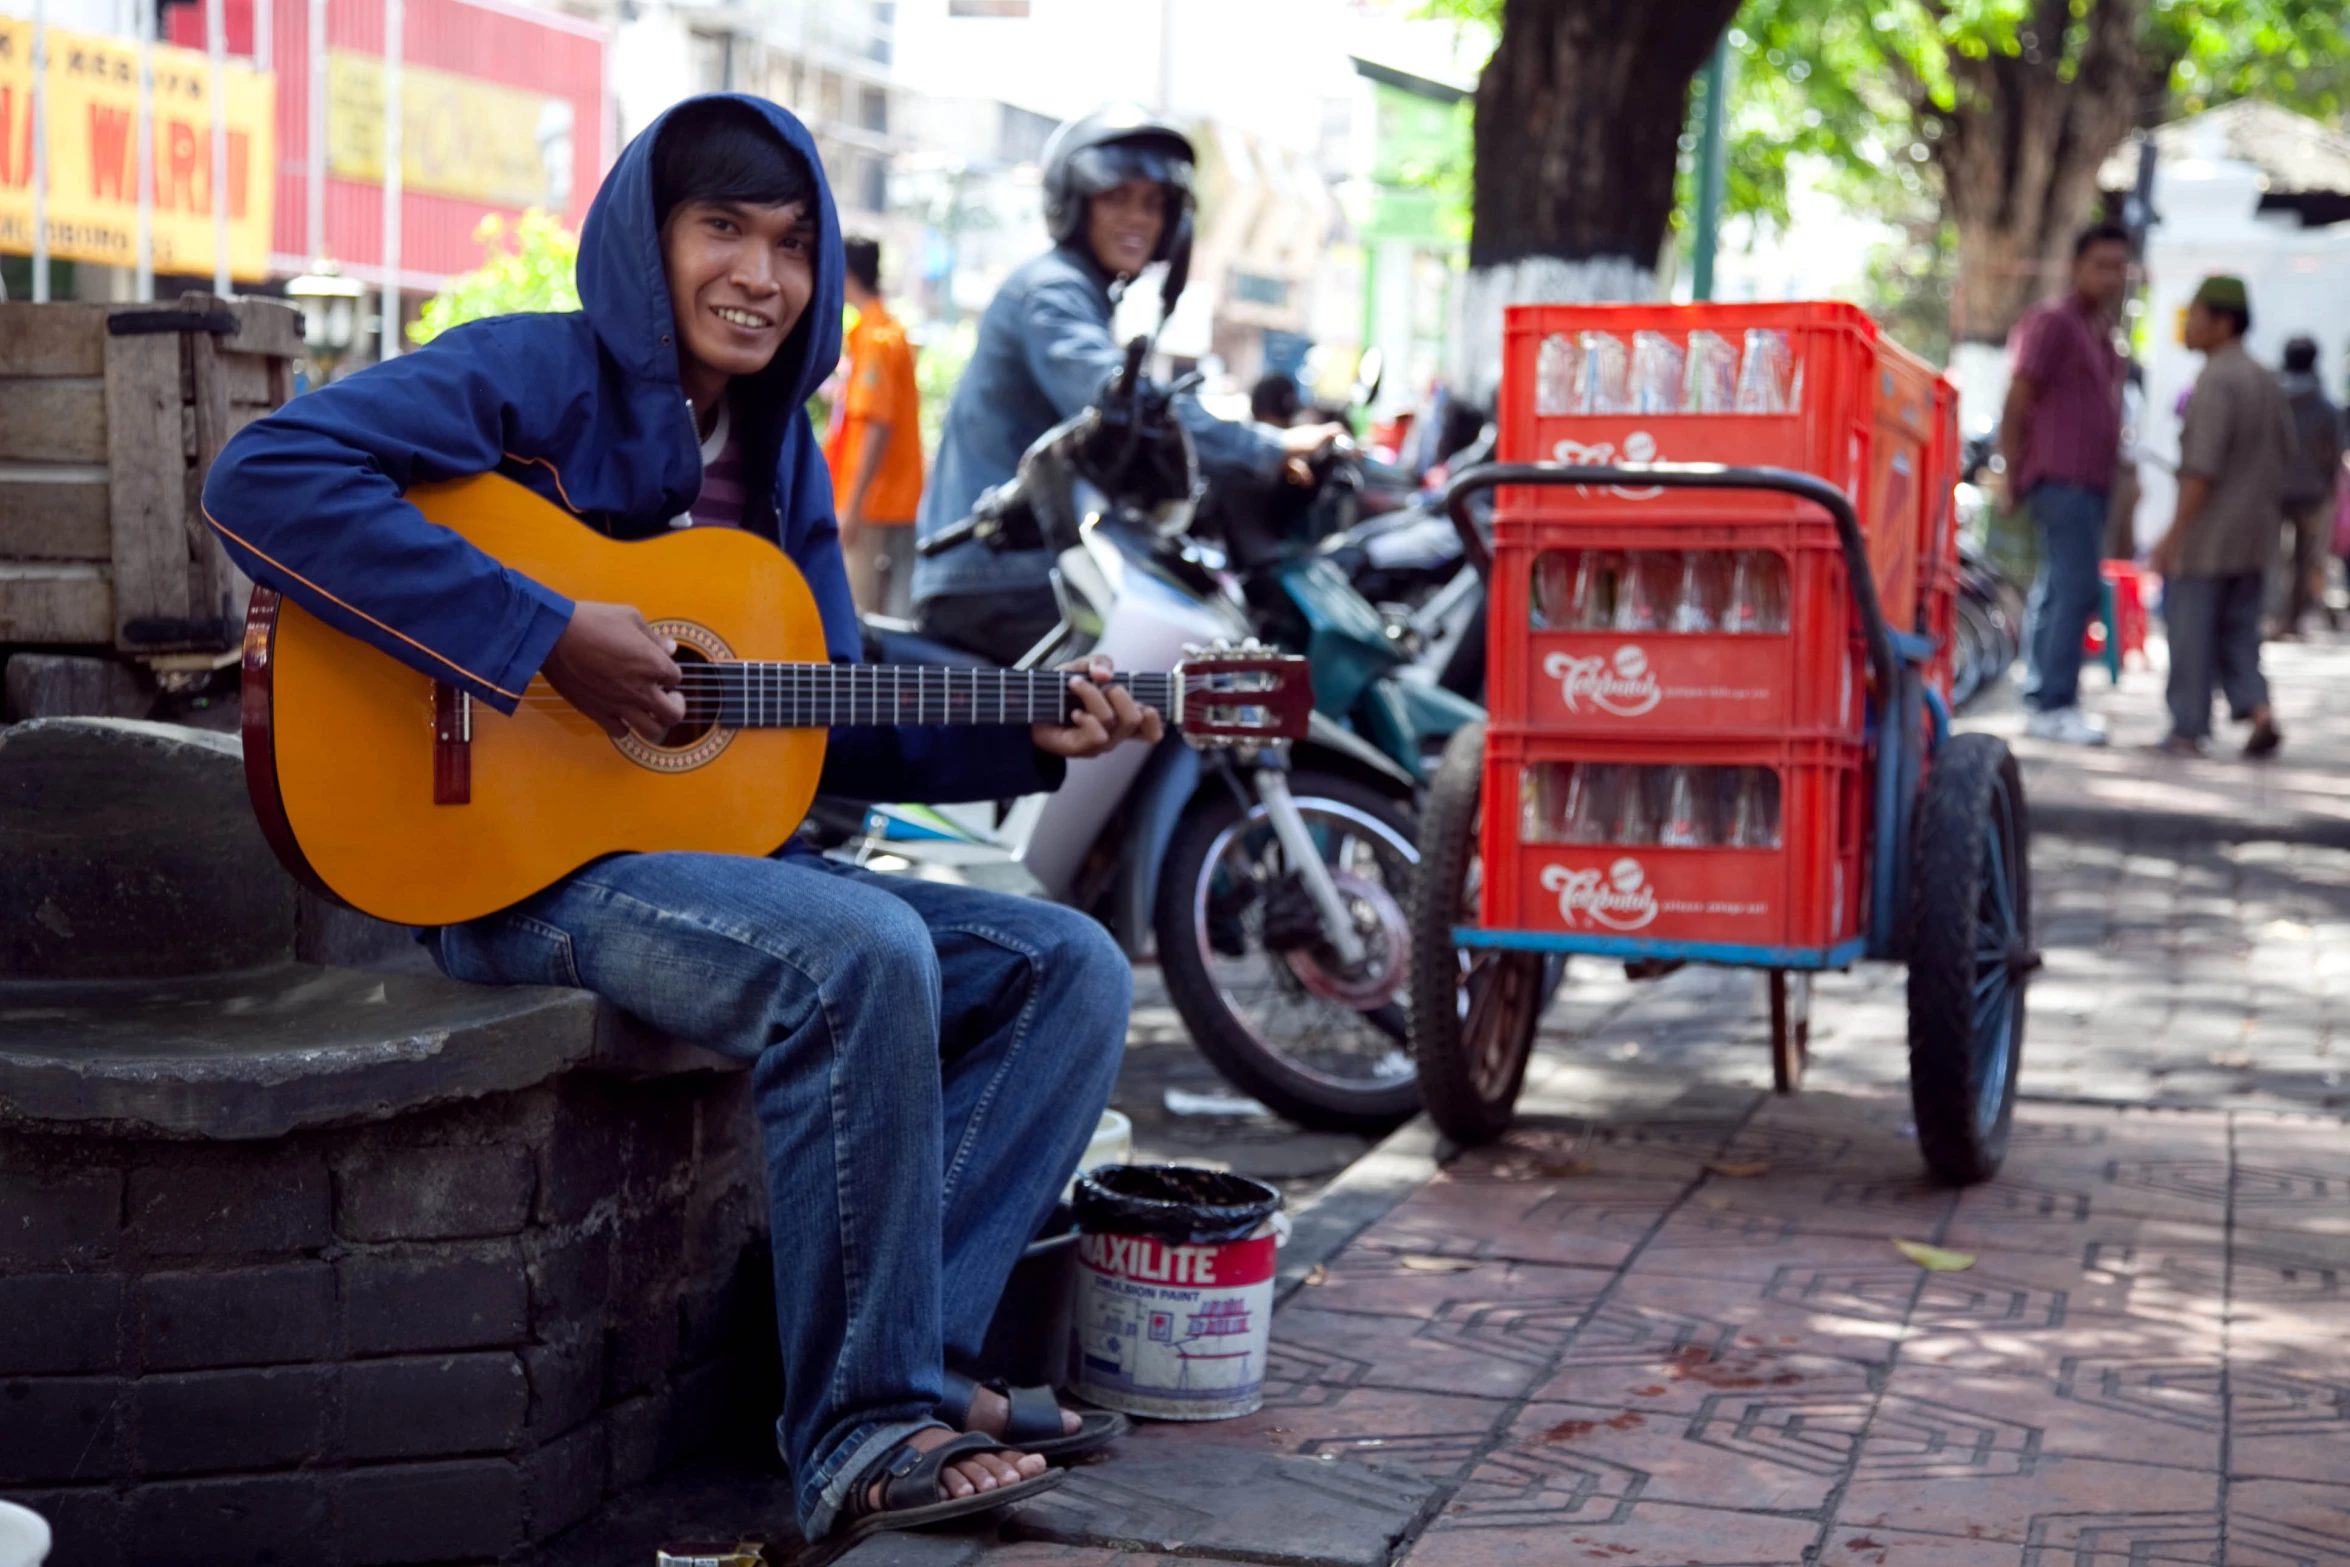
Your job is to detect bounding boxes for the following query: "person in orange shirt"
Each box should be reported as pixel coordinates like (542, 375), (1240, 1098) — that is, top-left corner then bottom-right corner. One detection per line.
(828, 237), (925, 616)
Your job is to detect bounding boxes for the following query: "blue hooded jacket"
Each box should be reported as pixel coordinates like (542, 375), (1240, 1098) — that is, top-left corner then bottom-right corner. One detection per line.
(203, 94), (1058, 806)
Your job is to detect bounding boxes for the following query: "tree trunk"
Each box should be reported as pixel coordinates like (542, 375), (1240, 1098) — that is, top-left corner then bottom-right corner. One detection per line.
(1453, 0), (1740, 404)
(1933, 0), (2156, 345)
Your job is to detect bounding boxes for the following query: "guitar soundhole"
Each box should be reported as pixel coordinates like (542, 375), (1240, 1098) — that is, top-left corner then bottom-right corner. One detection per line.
(657, 646), (723, 750)
(613, 619), (738, 773)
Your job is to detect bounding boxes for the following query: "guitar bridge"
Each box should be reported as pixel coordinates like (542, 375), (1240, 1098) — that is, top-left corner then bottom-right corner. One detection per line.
(434, 682), (472, 805)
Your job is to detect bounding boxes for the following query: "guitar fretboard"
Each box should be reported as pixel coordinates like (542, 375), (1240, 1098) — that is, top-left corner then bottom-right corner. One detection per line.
(690, 664), (1181, 730)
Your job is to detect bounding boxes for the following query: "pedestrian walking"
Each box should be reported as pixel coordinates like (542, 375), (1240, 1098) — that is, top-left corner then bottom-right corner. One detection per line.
(2149, 276), (2296, 758)
(2001, 223), (2132, 746)
(2275, 335), (2343, 635)
(828, 236), (926, 618)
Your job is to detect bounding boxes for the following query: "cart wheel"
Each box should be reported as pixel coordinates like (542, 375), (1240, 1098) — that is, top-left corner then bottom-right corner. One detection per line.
(1769, 971), (1810, 1094)
(1906, 731), (2032, 1185)
(1409, 722), (1546, 1145)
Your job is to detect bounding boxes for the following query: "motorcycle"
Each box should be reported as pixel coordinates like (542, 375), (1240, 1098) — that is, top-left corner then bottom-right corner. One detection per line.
(880, 248), (1432, 1132)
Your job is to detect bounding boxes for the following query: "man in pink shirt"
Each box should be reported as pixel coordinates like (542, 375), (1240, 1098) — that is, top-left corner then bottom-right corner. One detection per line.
(2001, 223), (2131, 746)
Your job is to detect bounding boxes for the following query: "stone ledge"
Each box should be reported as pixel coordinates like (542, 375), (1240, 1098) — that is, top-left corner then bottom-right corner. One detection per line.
(0, 964), (739, 1141)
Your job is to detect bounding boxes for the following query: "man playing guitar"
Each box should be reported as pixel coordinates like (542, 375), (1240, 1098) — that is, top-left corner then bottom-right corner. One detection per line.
(203, 96), (1153, 1545)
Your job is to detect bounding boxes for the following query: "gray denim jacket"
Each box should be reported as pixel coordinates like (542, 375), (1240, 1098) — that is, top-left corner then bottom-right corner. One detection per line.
(912, 243), (1287, 605)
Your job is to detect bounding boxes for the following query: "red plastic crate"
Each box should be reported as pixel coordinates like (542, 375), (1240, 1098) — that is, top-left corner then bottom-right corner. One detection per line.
(1496, 302), (1879, 523)
(1486, 523), (1866, 740)
(1479, 731), (1868, 953)
(1863, 343), (1940, 633)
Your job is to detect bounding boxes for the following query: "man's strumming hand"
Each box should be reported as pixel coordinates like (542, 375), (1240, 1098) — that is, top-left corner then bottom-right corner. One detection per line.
(542, 602), (687, 741)
(1033, 654), (1164, 760)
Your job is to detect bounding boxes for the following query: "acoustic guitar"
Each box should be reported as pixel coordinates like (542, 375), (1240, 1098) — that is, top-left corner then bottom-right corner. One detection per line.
(240, 473), (1312, 927)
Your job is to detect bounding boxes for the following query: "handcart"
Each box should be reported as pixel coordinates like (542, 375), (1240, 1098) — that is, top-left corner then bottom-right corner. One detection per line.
(1406, 304), (2035, 1185)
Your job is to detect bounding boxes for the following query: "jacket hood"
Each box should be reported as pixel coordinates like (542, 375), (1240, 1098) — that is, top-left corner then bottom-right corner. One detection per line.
(578, 94), (845, 421)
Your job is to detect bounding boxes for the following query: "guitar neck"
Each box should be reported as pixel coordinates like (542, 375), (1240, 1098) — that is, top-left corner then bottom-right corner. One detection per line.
(690, 664), (1182, 730)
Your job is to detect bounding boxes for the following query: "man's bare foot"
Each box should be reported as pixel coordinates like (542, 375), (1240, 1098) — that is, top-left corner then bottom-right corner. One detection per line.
(962, 1384), (1082, 1441)
(865, 1425), (1046, 1510)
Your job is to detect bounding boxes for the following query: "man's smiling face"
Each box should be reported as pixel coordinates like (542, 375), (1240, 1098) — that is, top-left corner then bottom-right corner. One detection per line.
(659, 196), (816, 394)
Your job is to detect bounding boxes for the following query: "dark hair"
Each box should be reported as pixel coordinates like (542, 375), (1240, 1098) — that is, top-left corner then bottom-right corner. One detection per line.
(1250, 372), (1300, 425)
(2284, 336), (2319, 372)
(2206, 303), (2251, 338)
(2073, 222), (2131, 259)
(653, 99), (817, 232)
(843, 237), (882, 295)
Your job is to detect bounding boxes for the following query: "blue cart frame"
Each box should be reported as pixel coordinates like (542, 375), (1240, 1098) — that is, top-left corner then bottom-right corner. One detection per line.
(1410, 462), (2035, 1184)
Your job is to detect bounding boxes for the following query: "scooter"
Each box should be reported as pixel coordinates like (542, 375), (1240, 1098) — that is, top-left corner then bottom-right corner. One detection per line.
(866, 243), (1433, 1132)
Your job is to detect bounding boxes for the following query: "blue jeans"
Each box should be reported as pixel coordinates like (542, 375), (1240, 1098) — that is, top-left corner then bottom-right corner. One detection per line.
(2019, 481), (2108, 713)
(428, 848), (1129, 1537)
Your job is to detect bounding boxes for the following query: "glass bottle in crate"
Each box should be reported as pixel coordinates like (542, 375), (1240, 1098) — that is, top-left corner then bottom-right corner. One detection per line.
(1735, 328), (1795, 414)
(1569, 550), (1620, 630)
(1723, 552), (1789, 634)
(1612, 552), (1662, 632)
(1720, 767), (1783, 849)
(1579, 331), (1630, 414)
(1630, 331), (1685, 414)
(1670, 550), (1721, 632)
(1659, 766), (1713, 847)
(1533, 550), (1576, 628)
(1684, 329), (1740, 412)
(1535, 333), (1582, 416)
(1612, 767), (1660, 846)
(1561, 763), (1618, 845)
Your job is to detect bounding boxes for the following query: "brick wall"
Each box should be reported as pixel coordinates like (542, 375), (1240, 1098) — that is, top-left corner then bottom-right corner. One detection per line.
(0, 1066), (772, 1566)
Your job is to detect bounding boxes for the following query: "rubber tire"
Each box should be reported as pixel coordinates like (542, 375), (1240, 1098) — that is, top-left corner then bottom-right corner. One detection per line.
(1906, 731), (2031, 1185)
(1154, 770), (1424, 1134)
(1407, 722), (1548, 1146)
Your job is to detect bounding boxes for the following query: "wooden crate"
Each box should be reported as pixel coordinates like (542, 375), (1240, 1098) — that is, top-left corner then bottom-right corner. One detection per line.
(0, 293), (303, 655)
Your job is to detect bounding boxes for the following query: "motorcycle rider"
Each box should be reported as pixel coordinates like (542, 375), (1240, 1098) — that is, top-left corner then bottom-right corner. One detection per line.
(913, 103), (1343, 663)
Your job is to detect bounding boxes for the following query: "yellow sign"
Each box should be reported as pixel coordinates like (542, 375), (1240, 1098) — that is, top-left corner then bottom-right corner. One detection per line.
(0, 19), (275, 280)
(327, 51), (573, 212)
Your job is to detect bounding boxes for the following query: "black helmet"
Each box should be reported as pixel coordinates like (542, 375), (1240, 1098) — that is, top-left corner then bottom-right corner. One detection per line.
(1042, 103), (1195, 262)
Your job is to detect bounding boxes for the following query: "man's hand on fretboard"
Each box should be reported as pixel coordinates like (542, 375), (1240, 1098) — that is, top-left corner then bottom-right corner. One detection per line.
(1033, 654), (1165, 760)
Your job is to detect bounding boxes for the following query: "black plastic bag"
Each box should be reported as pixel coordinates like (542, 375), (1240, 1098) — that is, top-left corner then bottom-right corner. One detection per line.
(1073, 1164), (1283, 1245)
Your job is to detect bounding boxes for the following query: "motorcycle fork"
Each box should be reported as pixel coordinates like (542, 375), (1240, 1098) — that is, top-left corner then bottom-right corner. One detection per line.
(1251, 763), (1368, 968)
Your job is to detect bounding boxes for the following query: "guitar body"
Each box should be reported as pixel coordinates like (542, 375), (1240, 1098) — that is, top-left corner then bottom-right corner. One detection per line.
(245, 474), (830, 927)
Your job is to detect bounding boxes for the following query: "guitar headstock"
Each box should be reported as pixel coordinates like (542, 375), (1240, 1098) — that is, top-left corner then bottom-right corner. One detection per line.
(1172, 640), (1316, 748)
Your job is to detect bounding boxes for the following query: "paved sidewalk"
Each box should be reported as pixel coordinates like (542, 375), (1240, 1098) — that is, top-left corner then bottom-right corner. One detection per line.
(888, 1086), (2350, 1567)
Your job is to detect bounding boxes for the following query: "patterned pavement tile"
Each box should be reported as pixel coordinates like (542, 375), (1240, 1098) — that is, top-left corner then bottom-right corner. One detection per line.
(1900, 1307), (2226, 1381)
(1629, 1214), (1937, 1285)
(1284, 1249), (1614, 1324)
(1662, 1169), (1959, 1240)
(2231, 1297), (2350, 1377)
(1260, 1306), (1560, 1402)
(1353, 1184), (1679, 1271)
(1879, 1358), (2224, 1471)
(2222, 1364), (2350, 1483)
(1836, 1456), (2218, 1546)
(1408, 1498), (1818, 1565)
(973, 1550), (1266, 1567)
(1590, 1264), (1912, 1365)
(1119, 1383), (1514, 1487)
(2223, 1477), (2350, 1563)
(1937, 1213), (2232, 1263)
(1880, 1233), (2233, 1326)
(1532, 1349), (1881, 1414)
(1485, 1396), (1844, 1513)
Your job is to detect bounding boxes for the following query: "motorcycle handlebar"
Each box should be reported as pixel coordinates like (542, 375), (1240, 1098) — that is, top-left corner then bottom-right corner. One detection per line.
(917, 514), (986, 558)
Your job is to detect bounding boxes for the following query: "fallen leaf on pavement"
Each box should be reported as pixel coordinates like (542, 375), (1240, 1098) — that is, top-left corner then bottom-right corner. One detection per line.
(1707, 1160), (1771, 1178)
(1397, 1254), (1479, 1273)
(1894, 1239), (1975, 1271)
(1301, 1263), (1329, 1287)
(1536, 1157), (1598, 1178)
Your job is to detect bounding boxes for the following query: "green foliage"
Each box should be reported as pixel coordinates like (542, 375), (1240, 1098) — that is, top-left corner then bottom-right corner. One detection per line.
(408, 210), (582, 347)
(1722, 0), (2349, 234)
(915, 317), (978, 459)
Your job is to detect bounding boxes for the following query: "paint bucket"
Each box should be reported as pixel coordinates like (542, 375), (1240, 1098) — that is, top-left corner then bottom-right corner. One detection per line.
(1068, 1165), (1285, 1420)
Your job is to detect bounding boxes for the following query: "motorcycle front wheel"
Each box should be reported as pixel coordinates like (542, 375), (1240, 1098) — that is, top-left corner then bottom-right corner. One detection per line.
(1154, 772), (1423, 1133)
